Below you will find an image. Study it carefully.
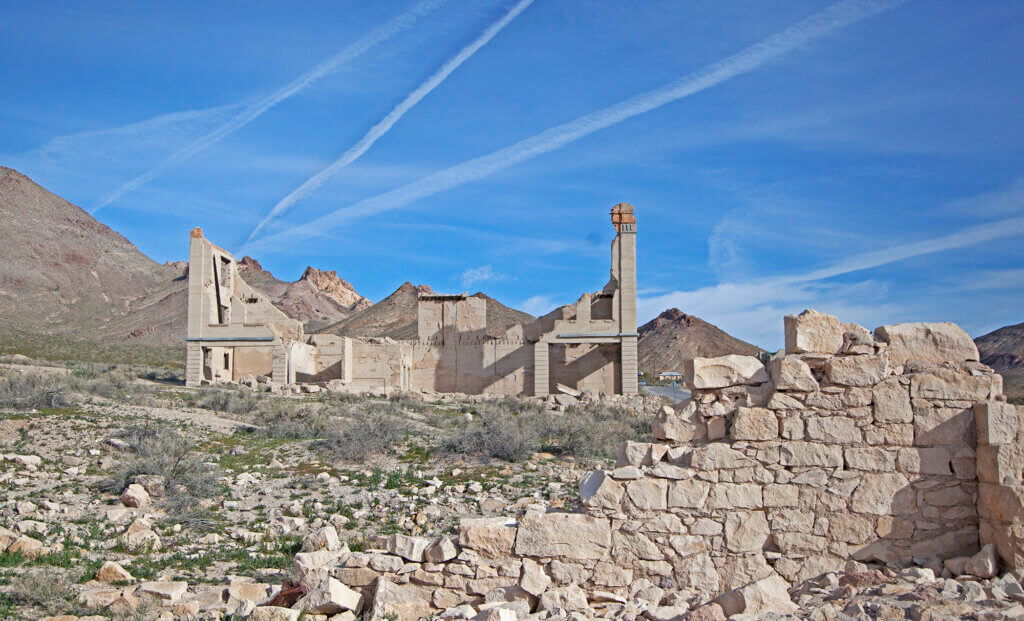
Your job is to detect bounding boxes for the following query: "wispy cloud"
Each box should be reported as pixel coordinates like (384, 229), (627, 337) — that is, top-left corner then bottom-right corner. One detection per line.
(245, 0), (534, 243)
(245, 0), (906, 253)
(519, 295), (558, 317)
(640, 214), (1024, 347)
(90, 0), (447, 214)
(943, 177), (1024, 217)
(460, 264), (505, 288)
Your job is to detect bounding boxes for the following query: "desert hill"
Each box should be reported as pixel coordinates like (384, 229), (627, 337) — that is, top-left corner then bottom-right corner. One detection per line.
(0, 168), (369, 359)
(237, 257), (371, 333)
(320, 284), (535, 340)
(637, 308), (764, 374)
(976, 322), (1024, 399)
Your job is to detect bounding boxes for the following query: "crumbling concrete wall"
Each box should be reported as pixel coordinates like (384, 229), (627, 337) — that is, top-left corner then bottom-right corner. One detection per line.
(298, 310), (1020, 619)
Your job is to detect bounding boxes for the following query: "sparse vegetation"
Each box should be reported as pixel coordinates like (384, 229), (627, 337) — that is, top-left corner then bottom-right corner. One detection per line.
(101, 425), (222, 515)
(440, 397), (650, 462)
(7, 569), (75, 616)
(0, 370), (72, 410)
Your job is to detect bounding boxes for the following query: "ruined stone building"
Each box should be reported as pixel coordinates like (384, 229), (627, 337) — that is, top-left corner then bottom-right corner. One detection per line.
(185, 204), (639, 396)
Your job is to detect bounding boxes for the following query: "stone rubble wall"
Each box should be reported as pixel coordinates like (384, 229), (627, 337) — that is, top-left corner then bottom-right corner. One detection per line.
(281, 310), (1023, 619)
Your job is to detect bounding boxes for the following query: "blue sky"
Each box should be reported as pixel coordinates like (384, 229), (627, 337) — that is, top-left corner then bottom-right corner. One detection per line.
(3, 0), (1022, 348)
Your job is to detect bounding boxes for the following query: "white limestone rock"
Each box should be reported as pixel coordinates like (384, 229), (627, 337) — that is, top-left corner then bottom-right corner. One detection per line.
(514, 512), (611, 561)
(874, 322), (979, 364)
(769, 356), (819, 392)
(458, 517), (517, 558)
(579, 470), (625, 510)
(120, 483), (149, 509)
(965, 543), (998, 579)
(387, 534), (430, 562)
(785, 309), (843, 355)
(299, 577), (362, 614)
(715, 574), (797, 617)
(685, 355), (769, 389)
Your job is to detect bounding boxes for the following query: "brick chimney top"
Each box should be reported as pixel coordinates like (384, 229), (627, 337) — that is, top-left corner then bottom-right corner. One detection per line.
(610, 203), (636, 232)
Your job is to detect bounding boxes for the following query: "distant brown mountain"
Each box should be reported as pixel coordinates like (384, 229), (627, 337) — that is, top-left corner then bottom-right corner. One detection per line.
(320, 284), (534, 340)
(237, 257), (371, 333)
(0, 166), (180, 345)
(637, 308), (763, 374)
(0, 167), (369, 358)
(976, 322), (1024, 399)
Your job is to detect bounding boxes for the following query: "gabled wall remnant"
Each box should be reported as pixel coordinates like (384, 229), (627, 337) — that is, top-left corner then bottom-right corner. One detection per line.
(184, 205), (639, 396)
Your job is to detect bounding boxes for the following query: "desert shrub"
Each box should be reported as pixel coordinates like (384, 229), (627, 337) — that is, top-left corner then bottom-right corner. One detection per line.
(193, 386), (261, 415)
(440, 398), (650, 462)
(546, 401), (650, 457)
(387, 390), (429, 412)
(0, 370), (72, 410)
(8, 568), (75, 615)
(438, 397), (547, 462)
(101, 425), (221, 513)
(252, 398), (330, 439)
(317, 406), (410, 462)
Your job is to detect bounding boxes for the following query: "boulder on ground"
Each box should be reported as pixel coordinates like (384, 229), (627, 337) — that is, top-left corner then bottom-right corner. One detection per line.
(965, 544), (998, 579)
(299, 577), (362, 614)
(249, 606), (300, 621)
(95, 560), (133, 583)
(120, 483), (149, 508)
(874, 322), (979, 364)
(715, 574), (797, 616)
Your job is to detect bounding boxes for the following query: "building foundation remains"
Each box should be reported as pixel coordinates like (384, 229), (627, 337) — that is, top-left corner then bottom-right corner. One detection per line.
(276, 310), (1024, 618)
(185, 205), (639, 396)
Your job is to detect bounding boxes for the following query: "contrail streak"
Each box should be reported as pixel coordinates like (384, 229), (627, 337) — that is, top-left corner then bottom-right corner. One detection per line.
(90, 0), (447, 214)
(244, 0), (906, 253)
(245, 0), (534, 243)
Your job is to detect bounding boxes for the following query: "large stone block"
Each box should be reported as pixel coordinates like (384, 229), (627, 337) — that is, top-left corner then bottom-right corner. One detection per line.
(626, 478), (668, 511)
(805, 416), (860, 444)
(514, 512), (611, 560)
(368, 578), (431, 621)
(691, 444), (756, 470)
(914, 406), (974, 447)
(652, 401), (705, 442)
(668, 479), (711, 508)
(459, 517), (518, 558)
(784, 309), (843, 355)
(707, 483), (763, 510)
(769, 356), (819, 392)
(779, 442), (843, 467)
(725, 511), (769, 553)
(579, 470), (625, 510)
(910, 369), (997, 401)
(851, 473), (915, 515)
(873, 377), (912, 423)
(874, 322), (979, 364)
(685, 355), (769, 389)
(975, 401), (1020, 446)
(731, 407), (779, 441)
(825, 355), (888, 387)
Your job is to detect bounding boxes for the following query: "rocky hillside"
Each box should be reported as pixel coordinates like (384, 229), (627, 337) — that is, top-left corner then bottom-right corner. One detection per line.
(976, 321), (1024, 399)
(637, 308), (763, 374)
(0, 167), (180, 344)
(321, 284), (534, 340)
(0, 168), (368, 356)
(238, 258), (371, 333)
